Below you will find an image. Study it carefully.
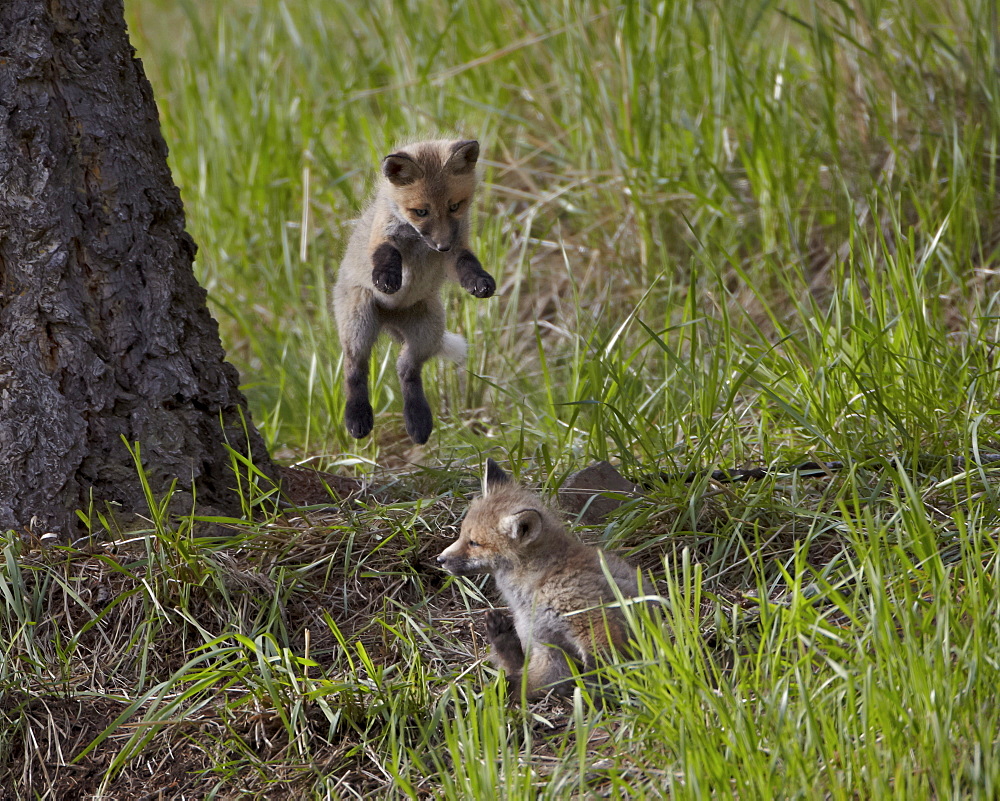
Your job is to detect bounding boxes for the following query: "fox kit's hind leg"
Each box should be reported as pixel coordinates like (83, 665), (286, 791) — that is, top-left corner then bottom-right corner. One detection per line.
(386, 298), (445, 445)
(335, 286), (379, 439)
(525, 647), (576, 698)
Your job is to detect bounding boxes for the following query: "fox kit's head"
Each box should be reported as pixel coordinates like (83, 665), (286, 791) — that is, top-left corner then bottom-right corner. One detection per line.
(437, 460), (562, 577)
(381, 139), (479, 253)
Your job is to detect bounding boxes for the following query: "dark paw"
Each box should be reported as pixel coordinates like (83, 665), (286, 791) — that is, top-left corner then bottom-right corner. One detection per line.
(344, 397), (374, 439)
(403, 397), (433, 444)
(372, 264), (402, 294)
(485, 608), (516, 642)
(461, 270), (495, 298)
(486, 609), (524, 671)
(372, 243), (403, 294)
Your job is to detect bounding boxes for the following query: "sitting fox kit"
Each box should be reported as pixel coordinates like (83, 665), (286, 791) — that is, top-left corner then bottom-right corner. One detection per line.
(333, 139), (496, 445)
(437, 460), (640, 699)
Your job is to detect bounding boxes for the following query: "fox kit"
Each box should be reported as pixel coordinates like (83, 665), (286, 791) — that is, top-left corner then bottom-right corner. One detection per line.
(437, 460), (640, 699)
(333, 139), (496, 445)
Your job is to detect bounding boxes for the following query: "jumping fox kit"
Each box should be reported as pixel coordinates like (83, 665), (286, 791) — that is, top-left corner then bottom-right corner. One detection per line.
(437, 460), (640, 699)
(333, 139), (496, 445)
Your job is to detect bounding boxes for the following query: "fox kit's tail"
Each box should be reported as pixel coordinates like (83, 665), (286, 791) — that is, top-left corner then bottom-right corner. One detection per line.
(440, 332), (468, 365)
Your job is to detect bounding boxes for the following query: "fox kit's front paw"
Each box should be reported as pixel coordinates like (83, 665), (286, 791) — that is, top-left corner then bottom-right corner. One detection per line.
(371, 243), (403, 294)
(485, 608), (524, 670)
(462, 271), (495, 298)
(485, 608), (517, 641)
(344, 397), (374, 439)
(456, 250), (496, 298)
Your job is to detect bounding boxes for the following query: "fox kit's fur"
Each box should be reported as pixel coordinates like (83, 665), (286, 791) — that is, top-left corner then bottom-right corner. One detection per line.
(333, 139), (496, 444)
(437, 460), (640, 699)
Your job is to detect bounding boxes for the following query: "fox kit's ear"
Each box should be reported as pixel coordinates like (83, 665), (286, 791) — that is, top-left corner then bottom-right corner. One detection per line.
(446, 140), (479, 174)
(500, 509), (542, 542)
(382, 152), (424, 186)
(483, 458), (511, 495)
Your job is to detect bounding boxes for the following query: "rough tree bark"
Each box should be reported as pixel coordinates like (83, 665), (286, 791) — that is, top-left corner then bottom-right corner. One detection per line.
(0, 0), (277, 536)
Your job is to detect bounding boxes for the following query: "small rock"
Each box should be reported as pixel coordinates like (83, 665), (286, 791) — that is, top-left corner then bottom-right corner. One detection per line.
(558, 461), (641, 524)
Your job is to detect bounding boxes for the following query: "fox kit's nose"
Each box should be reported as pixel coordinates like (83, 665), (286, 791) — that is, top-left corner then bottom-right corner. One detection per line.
(436, 553), (447, 564)
(434, 243), (451, 253)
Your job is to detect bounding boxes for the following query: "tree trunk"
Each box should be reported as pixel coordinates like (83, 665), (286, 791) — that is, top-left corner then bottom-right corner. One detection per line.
(0, 0), (276, 536)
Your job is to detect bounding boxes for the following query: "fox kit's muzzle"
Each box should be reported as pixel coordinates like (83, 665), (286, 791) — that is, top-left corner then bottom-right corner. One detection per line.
(419, 217), (459, 253)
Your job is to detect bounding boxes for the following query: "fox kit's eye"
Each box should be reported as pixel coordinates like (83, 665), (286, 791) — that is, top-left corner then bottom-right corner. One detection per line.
(468, 540), (480, 548)
(412, 208), (429, 217)
(448, 201), (462, 213)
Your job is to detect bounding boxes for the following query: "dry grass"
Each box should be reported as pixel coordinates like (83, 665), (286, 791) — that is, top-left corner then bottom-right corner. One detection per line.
(1, 461), (876, 797)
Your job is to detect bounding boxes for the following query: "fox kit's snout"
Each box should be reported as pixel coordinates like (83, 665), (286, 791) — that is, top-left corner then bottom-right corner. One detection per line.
(332, 139), (496, 444)
(438, 459), (641, 700)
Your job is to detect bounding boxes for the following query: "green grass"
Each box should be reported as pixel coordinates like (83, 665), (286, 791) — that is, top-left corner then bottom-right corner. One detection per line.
(4, 0), (1000, 796)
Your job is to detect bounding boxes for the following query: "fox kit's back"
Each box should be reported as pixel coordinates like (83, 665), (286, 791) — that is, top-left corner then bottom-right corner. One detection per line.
(333, 139), (496, 444)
